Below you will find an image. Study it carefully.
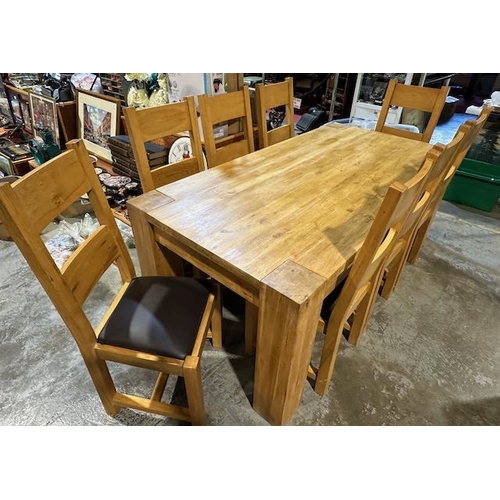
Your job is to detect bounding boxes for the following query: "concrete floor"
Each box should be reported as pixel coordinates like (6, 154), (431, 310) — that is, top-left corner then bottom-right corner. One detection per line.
(1, 115), (499, 426)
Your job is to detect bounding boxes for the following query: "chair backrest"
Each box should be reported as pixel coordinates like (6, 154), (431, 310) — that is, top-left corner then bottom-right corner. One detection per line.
(313, 157), (435, 395)
(0, 139), (136, 350)
(417, 108), (491, 228)
(123, 96), (205, 192)
(375, 79), (450, 142)
(442, 106), (492, 187)
(198, 86), (255, 168)
(378, 124), (472, 299)
(402, 124), (471, 240)
(334, 159), (431, 324)
(405, 109), (493, 267)
(255, 77), (295, 149)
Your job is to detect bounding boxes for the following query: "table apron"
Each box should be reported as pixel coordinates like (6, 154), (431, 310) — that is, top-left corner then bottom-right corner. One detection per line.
(153, 228), (260, 306)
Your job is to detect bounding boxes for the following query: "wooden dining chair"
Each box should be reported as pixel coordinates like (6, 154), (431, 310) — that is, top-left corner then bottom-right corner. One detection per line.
(254, 77), (295, 149)
(0, 139), (221, 425)
(378, 124), (471, 299)
(198, 86), (255, 168)
(375, 79), (450, 142)
(308, 159), (433, 396)
(406, 106), (492, 265)
(122, 95), (205, 193)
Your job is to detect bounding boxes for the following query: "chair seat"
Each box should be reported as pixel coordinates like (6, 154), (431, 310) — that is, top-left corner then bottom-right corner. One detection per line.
(98, 276), (213, 359)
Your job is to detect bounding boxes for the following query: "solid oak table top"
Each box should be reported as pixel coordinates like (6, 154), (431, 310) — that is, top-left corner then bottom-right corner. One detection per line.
(145, 124), (432, 297)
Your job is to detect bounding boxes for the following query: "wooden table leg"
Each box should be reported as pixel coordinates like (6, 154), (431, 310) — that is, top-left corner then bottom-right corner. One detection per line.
(253, 260), (326, 426)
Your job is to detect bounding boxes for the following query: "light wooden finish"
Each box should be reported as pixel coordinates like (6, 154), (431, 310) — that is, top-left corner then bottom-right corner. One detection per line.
(198, 86), (255, 168)
(0, 139), (220, 425)
(375, 79), (450, 142)
(127, 124), (432, 425)
(255, 77), (295, 149)
(310, 148), (435, 396)
(123, 96), (205, 193)
(407, 106), (493, 265)
(379, 124), (472, 299)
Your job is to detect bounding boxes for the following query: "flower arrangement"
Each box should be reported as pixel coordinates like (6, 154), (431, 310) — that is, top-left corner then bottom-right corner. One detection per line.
(124, 73), (169, 108)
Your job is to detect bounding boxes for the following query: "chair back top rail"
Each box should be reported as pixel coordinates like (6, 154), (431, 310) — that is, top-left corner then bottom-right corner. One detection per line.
(375, 79), (450, 142)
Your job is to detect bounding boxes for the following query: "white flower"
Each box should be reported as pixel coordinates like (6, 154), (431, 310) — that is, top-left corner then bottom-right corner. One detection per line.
(124, 73), (150, 82)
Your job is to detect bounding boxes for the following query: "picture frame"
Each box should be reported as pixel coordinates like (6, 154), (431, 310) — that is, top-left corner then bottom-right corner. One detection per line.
(8, 90), (23, 125)
(29, 91), (59, 145)
(208, 73), (225, 96)
(76, 88), (120, 162)
(0, 76), (14, 127)
(19, 93), (33, 134)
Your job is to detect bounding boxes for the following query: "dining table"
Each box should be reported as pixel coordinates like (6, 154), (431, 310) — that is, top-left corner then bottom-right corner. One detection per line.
(127, 123), (433, 426)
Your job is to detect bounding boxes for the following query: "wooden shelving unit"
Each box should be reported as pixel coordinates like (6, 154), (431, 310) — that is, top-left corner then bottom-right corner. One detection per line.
(326, 73), (356, 121)
(99, 73), (128, 108)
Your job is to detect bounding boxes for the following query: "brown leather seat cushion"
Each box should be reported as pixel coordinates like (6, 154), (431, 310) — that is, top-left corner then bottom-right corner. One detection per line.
(98, 276), (213, 359)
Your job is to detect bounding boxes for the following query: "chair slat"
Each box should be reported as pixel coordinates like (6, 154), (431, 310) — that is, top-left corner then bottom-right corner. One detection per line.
(62, 225), (121, 306)
(134, 101), (193, 141)
(12, 150), (91, 234)
(150, 157), (202, 187)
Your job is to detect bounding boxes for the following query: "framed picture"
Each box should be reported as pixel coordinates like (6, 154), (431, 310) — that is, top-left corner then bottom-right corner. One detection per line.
(19, 94), (32, 134)
(76, 88), (120, 162)
(0, 76), (14, 127)
(167, 73), (206, 103)
(8, 90), (23, 125)
(207, 73), (225, 96)
(29, 91), (59, 145)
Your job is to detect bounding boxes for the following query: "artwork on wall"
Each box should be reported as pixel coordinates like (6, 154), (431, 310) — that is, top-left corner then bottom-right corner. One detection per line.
(76, 89), (120, 162)
(208, 73), (225, 96)
(0, 77), (14, 127)
(9, 92), (23, 125)
(19, 95), (32, 134)
(29, 92), (59, 145)
(167, 73), (206, 103)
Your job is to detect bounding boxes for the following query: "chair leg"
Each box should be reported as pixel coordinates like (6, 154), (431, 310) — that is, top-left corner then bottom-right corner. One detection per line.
(183, 355), (206, 425)
(380, 241), (410, 300)
(87, 352), (121, 415)
(314, 313), (346, 396)
(407, 217), (432, 264)
(348, 277), (381, 346)
(209, 283), (223, 348)
(151, 372), (169, 401)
